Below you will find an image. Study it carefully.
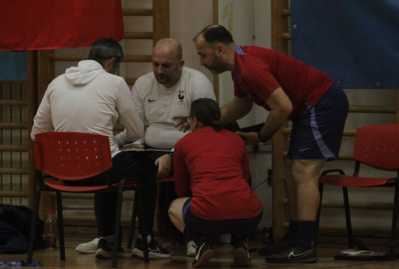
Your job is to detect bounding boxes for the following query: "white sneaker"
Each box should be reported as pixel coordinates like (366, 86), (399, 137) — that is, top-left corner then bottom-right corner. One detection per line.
(186, 240), (197, 257)
(75, 238), (100, 254)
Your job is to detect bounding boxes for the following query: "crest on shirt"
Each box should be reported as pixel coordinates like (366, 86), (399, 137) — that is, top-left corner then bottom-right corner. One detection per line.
(178, 90), (185, 103)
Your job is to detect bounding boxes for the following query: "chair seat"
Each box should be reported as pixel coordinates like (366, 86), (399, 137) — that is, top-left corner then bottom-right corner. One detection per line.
(319, 174), (395, 187)
(45, 179), (137, 192)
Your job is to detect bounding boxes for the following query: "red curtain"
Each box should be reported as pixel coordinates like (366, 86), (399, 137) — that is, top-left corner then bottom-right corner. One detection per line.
(0, 0), (124, 51)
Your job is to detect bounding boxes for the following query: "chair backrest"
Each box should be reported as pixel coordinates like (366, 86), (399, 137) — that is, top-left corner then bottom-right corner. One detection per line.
(353, 123), (399, 171)
(33, 132), (113, 180)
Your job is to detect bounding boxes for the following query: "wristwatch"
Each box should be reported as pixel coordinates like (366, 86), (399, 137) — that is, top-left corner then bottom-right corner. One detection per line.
(257, 130), (271, 142)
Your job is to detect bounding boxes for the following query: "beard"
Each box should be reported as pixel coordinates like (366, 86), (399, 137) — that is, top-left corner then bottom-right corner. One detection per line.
(155, 74), (170, 85)
(205, 57), (226, 75)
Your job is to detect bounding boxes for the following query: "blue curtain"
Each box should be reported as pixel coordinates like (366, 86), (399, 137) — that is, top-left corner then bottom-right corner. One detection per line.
(0, 52), (27, 81)
(291, 0), (399, 89)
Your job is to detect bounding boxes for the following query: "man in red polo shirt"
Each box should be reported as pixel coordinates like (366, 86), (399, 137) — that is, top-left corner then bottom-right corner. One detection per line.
(189, 25), (349, 264)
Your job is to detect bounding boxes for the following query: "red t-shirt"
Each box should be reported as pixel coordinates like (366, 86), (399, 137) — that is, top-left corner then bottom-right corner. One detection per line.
(233, 45), (333, 120)
(173, 126), (263, 220)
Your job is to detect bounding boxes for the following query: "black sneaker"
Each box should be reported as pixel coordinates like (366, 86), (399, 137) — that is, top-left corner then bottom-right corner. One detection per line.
(258, 236), (293, 256)
(265, 243), (318, 263)
(192, 241), (215, 268)
(131, 237), (171, 259)
(234, 241), (251, 267)
(95, 238), (124, 260)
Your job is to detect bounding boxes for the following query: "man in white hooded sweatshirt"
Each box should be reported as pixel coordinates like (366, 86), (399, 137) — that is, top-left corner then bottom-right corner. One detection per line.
(31, 37), (167, 259)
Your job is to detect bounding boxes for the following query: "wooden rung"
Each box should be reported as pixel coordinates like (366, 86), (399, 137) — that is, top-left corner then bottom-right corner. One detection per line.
(282, 33), (291, 40)
(124, 32), (153, 39)
(49, 54), (86, 61)
(123, 8), (153, 16)
(349, 105), (397, 113)
(0, 190), (28, 197)
(282, 9), (291, 16)
(337, 153), (354, 160)
(0, 81), (27, 85)
(343, 129), (356, 136)
(0, 100), (28, 106)
(319, 224), (394, 237)
(282, 128), (356, 137)
(49, 192), (135, 201)
(49, 54), (152, 63)
(62, 215), (132, 226)
(122, 55), (152, 63)
(322, 200), (393, 210)
(0, 122), (28, 129)
(282, 151), (353, 160)
(1, 168), (28, 174)
(62, 205), (94, 210)
(51, 193), (94, 199)
(0, 145), (28, 152)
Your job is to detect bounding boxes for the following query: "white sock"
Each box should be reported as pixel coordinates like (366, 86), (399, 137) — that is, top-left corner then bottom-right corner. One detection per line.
(137, 234), (152, 243)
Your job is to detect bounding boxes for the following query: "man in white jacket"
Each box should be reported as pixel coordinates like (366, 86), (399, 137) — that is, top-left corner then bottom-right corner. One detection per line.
(31, 37), (164, 260)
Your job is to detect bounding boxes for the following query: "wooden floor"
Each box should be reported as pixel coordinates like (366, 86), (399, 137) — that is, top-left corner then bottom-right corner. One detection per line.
(2, 233), (399, 269)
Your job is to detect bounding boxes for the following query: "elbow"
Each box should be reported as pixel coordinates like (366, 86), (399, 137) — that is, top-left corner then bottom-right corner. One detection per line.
(285, 103), (293, 119)
(278, 102), (293, 120)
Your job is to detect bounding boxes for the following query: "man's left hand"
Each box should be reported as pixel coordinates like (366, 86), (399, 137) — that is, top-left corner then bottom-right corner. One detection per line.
(235, 131), (261, 145)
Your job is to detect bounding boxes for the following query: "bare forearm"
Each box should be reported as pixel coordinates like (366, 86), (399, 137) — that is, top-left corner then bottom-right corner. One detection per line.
(221, 97), (252, 124)
(259, 109), (289, 139)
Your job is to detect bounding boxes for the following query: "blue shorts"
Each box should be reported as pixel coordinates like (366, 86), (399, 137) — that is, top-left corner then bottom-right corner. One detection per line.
(287, 83), (349, 161)
(182, 198), (262, 239)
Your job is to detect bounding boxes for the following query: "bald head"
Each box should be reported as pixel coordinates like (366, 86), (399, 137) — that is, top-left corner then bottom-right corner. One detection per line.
(153, 38), (182, 61)
(152, 38), (184, 87)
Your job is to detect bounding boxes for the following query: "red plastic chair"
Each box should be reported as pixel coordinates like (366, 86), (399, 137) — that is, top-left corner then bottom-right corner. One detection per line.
(317, 123), (399, 259)
(26, 132), (148, 268)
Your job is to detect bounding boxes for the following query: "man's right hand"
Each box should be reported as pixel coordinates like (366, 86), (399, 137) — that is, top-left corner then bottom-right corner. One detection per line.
(155, 154), (172, 177)
(173, 115), (190, 133)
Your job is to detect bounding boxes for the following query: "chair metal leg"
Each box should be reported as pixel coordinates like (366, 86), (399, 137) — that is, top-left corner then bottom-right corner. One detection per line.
(56, 191), (65, 261)
(135, 183), (149, 263)
(112, 183), (125, 268)
(127, 192), (137, 249)
(314, 183), (324, 248)
(27, 182), (42, 264)
(342, 186), (355, 249)
(389, 176), (399, 259)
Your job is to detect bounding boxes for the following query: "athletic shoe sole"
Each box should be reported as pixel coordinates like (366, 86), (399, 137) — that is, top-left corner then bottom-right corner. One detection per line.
(95, 249), (124, 260)
(75, 239), (99, 254)
(192, 248), (215, 268)
(131, 248), (171, 259)
(234, 247), (251, 267)
(75, 246), (96, 254)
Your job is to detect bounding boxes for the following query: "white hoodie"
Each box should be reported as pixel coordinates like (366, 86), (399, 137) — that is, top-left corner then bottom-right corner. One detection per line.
(31, 60), (144, 157)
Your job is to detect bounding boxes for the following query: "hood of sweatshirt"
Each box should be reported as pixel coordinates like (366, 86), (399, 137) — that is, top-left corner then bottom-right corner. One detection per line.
(65, 60), (106, 86)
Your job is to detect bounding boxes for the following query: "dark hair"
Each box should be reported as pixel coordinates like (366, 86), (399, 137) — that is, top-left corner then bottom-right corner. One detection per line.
(190, 98), (223, 130)
(193, 25), (234, 45)
(88, 37), (123, 66)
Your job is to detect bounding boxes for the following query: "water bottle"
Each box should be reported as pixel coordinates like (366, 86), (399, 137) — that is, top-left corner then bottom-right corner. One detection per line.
(44, 209), (57, 248)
